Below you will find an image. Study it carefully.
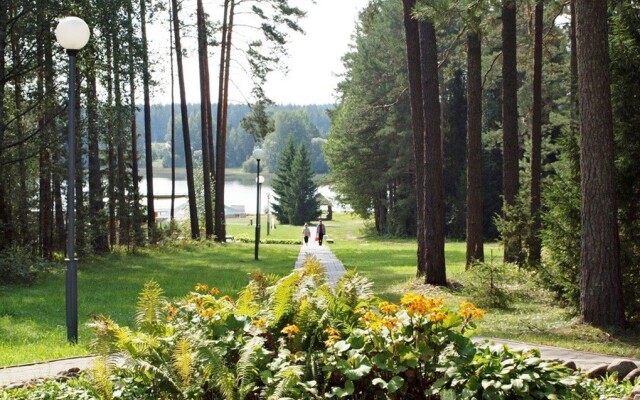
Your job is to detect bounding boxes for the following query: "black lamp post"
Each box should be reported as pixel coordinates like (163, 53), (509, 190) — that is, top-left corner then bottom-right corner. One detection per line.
(253, 148), (264, 260)
(55, 16), (91, 344)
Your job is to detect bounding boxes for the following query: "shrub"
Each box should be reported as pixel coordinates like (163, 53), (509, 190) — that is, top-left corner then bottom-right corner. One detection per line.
(464, 258), (516, 308)
(0, 248), (57, 285)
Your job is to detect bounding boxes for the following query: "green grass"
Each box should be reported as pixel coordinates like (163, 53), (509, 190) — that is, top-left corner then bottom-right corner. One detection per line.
(1, 212), (639, 367)
(0, 242), (297, 367)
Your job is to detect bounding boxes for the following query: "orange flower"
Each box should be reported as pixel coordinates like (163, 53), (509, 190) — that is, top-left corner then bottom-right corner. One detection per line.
(281, 324), (300, 337)
(459, 302), (485, 320)
(378, 301), (400, 316)
(209, 287), (220, 296)
(163, 305), (177, 321)
(401, 293), (429, 316)
(195, 283), (209, 293)
(220, 295), (235, 304)
(382, 317), (402, 330)
(253, 319), (267, 328)
(360, 310), (381, 324)
(201, 308), (215, 319)
(429, 311), (447, 323)
(324, 326), (341, 346)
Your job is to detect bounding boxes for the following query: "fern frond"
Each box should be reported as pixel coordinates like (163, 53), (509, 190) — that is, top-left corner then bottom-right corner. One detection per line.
(270, 272), (300, 325)
(90, 355), (114, 400)
(301, 255), (326, 285)
(200, 346), (237, 400)
(88, 314), (121, 356)
(235, 286), (259, 318)
(126, 356), (181, 393)
(172, 336), (195, 387)
(135, 280), (166, 333)
(335, 270), (374, 307)
(236, 336), (266, 391)
(268, 365), (304, 400)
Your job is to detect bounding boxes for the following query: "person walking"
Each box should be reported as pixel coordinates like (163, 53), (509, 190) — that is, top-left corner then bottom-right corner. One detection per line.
(302, 223), (311, 245)
(317, 220), (326, 246)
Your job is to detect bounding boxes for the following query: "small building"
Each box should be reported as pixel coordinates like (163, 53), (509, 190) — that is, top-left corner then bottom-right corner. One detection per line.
(225, 205), (247, 218)
(316, 193), (333, 221)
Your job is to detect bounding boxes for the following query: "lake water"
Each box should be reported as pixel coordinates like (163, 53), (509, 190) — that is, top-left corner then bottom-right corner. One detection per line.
(140, 177), (348, 219)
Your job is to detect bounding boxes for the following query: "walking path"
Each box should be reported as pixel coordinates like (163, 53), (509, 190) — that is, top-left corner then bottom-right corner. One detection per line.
(294, 226), (346, 288)
(2, 235), (639, 388)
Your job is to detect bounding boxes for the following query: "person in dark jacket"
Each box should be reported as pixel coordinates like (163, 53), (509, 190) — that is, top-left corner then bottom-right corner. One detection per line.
(317, 220), (326, 246)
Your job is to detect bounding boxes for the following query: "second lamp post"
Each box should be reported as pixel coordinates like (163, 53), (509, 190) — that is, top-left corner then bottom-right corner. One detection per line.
(253, 148), (264, 260)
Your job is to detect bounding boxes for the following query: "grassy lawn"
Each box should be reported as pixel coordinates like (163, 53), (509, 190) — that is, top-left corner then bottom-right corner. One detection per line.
(0, 242), (297, 367)
(1, 212), (639, 367)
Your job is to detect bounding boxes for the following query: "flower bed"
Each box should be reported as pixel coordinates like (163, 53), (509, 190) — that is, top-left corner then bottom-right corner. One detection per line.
(2, 256), (636, 399)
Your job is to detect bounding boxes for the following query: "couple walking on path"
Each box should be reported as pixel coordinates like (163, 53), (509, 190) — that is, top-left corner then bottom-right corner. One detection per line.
(302, 220), (326, 246)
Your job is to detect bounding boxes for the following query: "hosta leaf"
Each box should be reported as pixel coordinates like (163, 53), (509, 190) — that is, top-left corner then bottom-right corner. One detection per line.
(332, 380), (355, 398)
(387, 376), (404, 393)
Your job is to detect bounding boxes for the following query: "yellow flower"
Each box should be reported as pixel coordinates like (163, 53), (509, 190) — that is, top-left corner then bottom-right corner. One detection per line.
(195, 283), (209, 293)
(281, 324), (300, 337)
(209, 287), (220, 296)
(459, 302), (485, 320)
(253, 319), (267, 328)
(378, 301), (400, 316)
(201, 307), (215, 319)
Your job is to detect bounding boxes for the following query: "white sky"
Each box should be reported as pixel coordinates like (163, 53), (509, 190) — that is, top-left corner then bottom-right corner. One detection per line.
(148, 0), (369, 106)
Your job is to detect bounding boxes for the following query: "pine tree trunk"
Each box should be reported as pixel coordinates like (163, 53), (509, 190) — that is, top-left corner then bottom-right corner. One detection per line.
(127, 1), (143, 247)
(106, 34), (117, 247)
(402, 0), (427, 278)
(502, 0), (520, 263)
(570, 0), (579, 140)
(54, 174), (65, 252)
(140, 0), (156, 237)
(114, 33), (129, 246)
(169, 5), (176, 221)
(197, 0), (214, 238)
(75, 72), (86, 254)
(575, 0), (625, 327)
(0, 0), (6, 252)
(172, 0), (200, 239)
(215, 0), (235, 243)
(466, 31), (484, 266)
(87, 60), (108, 253)
(419, 19), (446, 286)
(11, 16), (28, 246)
(36, 5), (53, 257)
(528, 1), (543, 265)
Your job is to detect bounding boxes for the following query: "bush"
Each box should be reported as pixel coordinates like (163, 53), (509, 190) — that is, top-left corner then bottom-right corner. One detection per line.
(0, 248), (57, 285)
(464, 258), (516, 308)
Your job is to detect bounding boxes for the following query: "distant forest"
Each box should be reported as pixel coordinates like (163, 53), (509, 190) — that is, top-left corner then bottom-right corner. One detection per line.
(135, 103), (332, 172)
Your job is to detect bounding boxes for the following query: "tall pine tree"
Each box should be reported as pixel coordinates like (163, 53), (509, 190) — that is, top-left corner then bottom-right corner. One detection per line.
(272, 136), (296, 224)
(287, 143), (321, 225)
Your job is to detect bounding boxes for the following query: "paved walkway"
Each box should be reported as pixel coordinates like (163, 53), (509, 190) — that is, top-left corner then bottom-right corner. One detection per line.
(2, 236), (639, 388)
(295, 226), (347, 288)
(473, 337), (640, 371)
